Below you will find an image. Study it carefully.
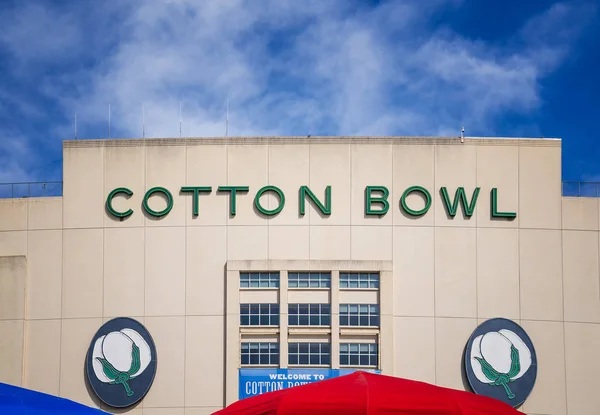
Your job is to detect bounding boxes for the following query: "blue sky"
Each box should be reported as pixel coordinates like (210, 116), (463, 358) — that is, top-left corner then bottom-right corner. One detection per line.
(0, 0), (598, 184)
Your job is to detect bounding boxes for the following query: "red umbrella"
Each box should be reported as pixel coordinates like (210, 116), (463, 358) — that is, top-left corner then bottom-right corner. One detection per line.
(213, 371), (522, 415)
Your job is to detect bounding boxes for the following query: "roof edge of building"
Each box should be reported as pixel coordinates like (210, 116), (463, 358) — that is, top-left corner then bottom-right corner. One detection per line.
(62, 136), (562, 148)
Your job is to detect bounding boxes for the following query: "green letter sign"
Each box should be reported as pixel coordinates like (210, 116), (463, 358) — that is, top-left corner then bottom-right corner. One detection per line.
(181, 186), (212, 216)
(217, 186), (249, 216)
(491, 188), (516, 218)
(299, 186), (331, 216)
(254, 185), (285, 216)
(365, 186), (389, 216)
(400, 186), (432, 216)
(440, 187), (480, 217)
(143, 187), (173, 217)
(106, 187), (134, 219)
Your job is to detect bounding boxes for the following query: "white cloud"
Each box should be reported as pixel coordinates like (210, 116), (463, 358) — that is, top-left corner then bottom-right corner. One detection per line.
(0, 0), (596, 181)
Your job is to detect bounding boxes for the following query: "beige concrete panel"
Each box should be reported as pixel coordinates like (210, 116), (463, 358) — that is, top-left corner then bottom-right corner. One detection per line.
(268, 226), (309, 260)
(565, 322), (600, 415)
(350, 226), (393, 261)
(520, 229), (563, 321)
(288, 290), (329, 304)
(145, 145), (186, 227)
(62, 229), (103, 318)
(351, 144), (393, 226)
(240, 290), (279, 304)
(28, 197), (62, 230)
(435, 317), (476, 390)
(143, 316), (185, 408)
(144, 409), (184, 415)
(563, 230), (600, 323)
(145, 227), (185, 316)
(392, 144), (435, 226)
(338, 291), (378, 304)
(186, 145), (228, 226)
(309, 143), (351, 225)
(104, 227), (145, 317)
(0, 231), (27, 256)
(185, 316), (225, 407)
(226, 270), (240, 315)
(520, 321), (566, 415)
(227, 226), (268, 261)
(380, 314), (394, 375)
(104, 145), (145, 228)
(0, 256), (26, 320)
(0, 319), (24, 385)
(434, 144), (477, 227)
(226, 145), (268, 226)
(267, 144), (309, 226)
(0, 199), (27, 231)
(393, 227), (434, 317)
(309, 226), (351, 261)
(27, 230), (62, 320)
(63, 146), (104, 228)
(476, 146), (519, 228)
(518, 146), (562, 229)
(225, 313), (239, 406)
(59, 318), (102, 407)
(562, 197), (599, 231)
(476, 228), (520, 319)
(186, 226), (227, 315)
(393, 317), (435, 384)
(435, 228), (477, 318)
(24, 319), (61, 395)
(185, 408), (223, 415)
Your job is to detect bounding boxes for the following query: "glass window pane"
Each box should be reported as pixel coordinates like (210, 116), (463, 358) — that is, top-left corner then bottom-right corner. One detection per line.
(350, 355), (359, 365)
(340, 316), (348, 326)
(310, 355), (320, 365)
(309, 316), (319, 326)
(289, 343), (298, 353)
(360, 355), (369, 366)
(299, 354), (309, 365)
(240, 316), (249, 325)
(322, 354), (330, 365)
(299, 343), (309, 354)
(299, 315), (309, 325)
(241, 355), (249, 365)
(289, 354), (298, 365)
(250, 316), (260, 325)
(349, 316), (359, 326)
(340, 355), (348, 365)
(250, 355), (259, 365)
(289, 316), (298, 325)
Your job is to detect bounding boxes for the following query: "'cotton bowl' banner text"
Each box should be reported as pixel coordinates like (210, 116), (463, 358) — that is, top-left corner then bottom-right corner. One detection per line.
(238, 368), (380, 399)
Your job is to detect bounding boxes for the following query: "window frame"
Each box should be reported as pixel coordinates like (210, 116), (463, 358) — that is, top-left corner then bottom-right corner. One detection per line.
(339, 272), (379, 290)
(239, 272), (280, 289)
(240, 342), (280, 366)
(288, 303), (331, 327)
(288, 271), (331, 289)
(339, 342), (379, 368)
(339, 303), (380, 327)
(240, 303), (280, 327)
(288, 342), (331, 366)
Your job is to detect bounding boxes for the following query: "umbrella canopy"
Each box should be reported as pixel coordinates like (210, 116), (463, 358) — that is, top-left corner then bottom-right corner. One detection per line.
(0, 382), (109, 414)
(213, 371), (522, 415)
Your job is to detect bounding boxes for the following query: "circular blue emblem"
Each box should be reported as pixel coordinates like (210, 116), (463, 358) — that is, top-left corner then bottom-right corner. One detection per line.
(85, 317), (157, 408)
(464, 318), (537, 408)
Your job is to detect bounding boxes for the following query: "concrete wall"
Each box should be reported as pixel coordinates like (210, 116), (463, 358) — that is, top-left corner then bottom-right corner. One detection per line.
(0, 136), (598, 415)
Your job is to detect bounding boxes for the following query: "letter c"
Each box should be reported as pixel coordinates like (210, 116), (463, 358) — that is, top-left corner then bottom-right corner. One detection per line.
(106, 187), (134, 218)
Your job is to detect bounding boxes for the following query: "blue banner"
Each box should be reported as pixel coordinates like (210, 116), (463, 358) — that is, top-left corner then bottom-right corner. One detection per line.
(238, 368), (380, 399)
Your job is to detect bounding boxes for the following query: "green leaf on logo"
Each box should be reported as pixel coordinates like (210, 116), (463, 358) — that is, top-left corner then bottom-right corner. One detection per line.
(506, 345), (520, 379)
(128, 342), (141, 376)
(97, 357), (120, 381)
(95, 342), (140, 397)
(474, 357), (500, 383)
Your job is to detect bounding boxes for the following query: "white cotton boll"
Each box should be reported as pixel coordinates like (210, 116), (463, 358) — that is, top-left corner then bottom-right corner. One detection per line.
(92, 336), (112, 383)
(102, 332), (134, 372)
(121, 329), (152, 377)
(480, 332), (513, 374)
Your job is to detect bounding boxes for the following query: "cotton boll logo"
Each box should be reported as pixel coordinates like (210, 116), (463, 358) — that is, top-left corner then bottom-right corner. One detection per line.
(86, 318), (157, 408)
(464, 318), (537, 408)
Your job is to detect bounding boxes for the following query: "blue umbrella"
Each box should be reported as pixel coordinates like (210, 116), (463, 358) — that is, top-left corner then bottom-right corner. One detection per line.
(0, 382), (109, 414)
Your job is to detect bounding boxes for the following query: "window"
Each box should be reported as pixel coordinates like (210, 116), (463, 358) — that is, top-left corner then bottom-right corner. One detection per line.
(288, 342), (330, 366)
(339, 304), (379, 327)
(340, 272), (379, 289)
(240, 304), (280, 326)
(240, 272), (280, 288)
(288, 272), (331, 288)
(340, 343), (378, 367)
(288, 304), (331, 326)
(241, 342), (279, 365)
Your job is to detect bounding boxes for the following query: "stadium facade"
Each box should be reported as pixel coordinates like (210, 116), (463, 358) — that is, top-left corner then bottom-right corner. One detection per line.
(0, 136), (599, 415)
